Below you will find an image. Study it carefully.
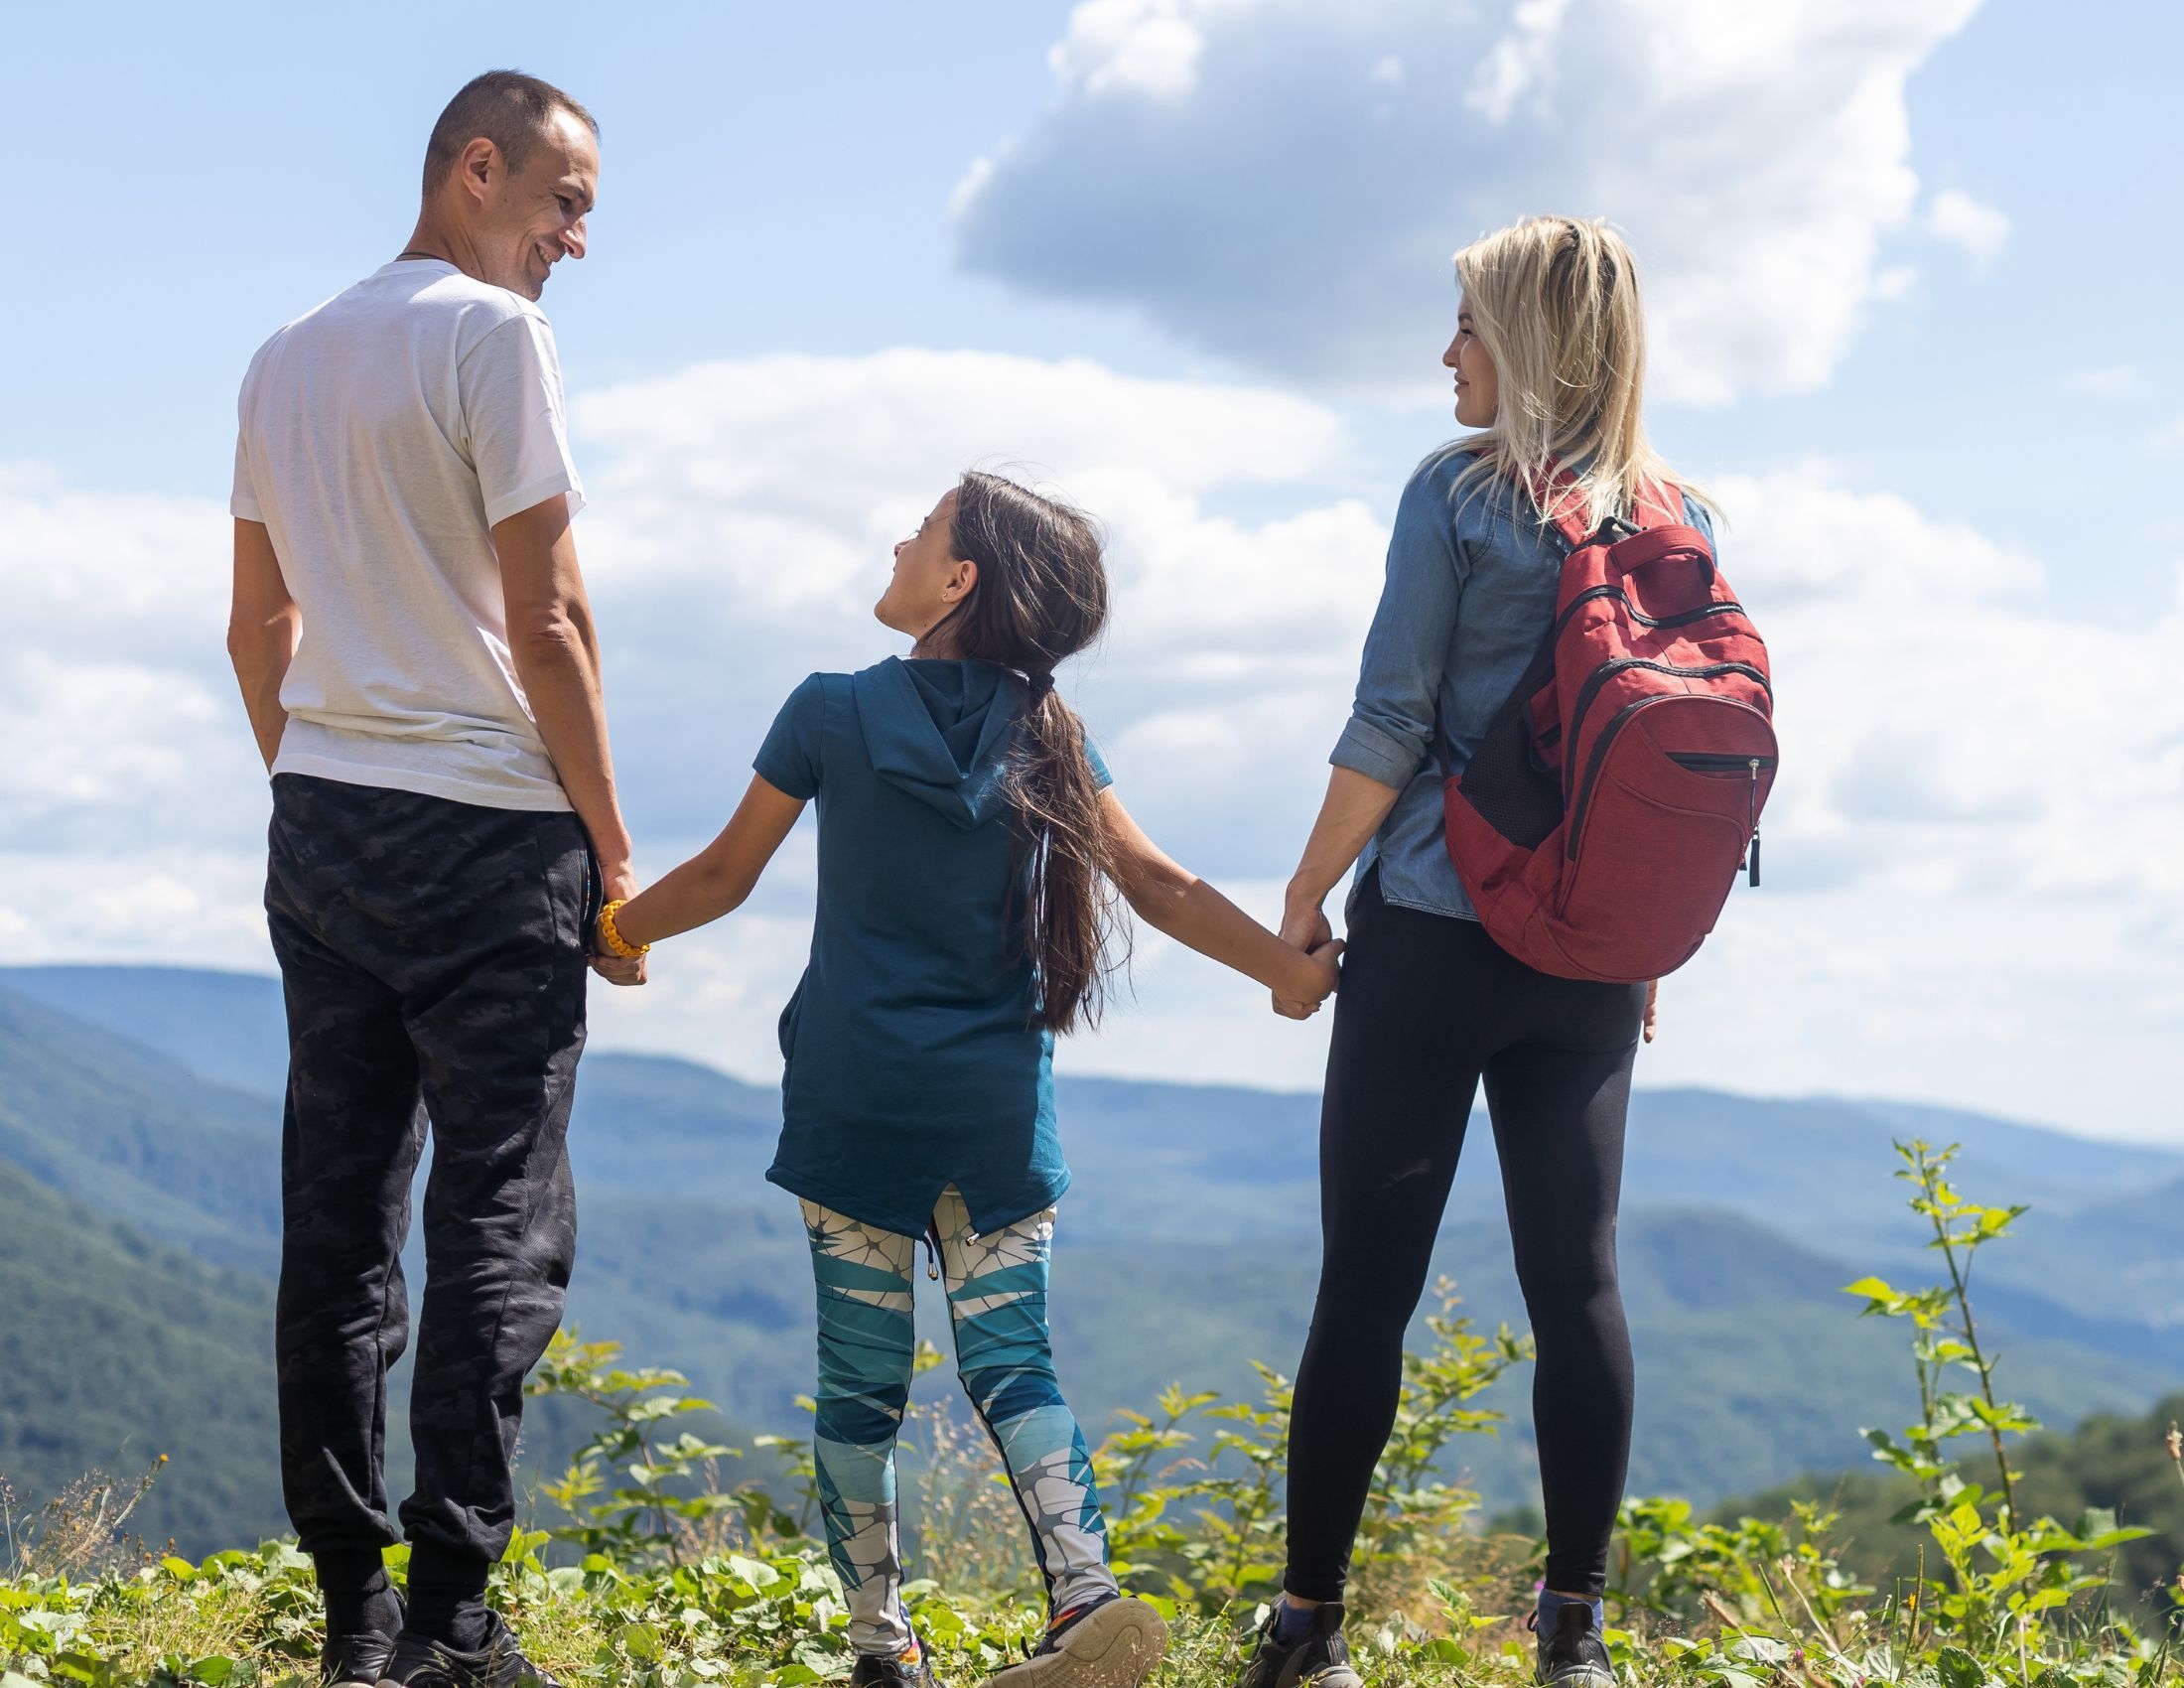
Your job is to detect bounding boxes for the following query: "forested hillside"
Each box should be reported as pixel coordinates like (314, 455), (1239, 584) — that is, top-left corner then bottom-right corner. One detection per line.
(2, 965), (2179, 1556)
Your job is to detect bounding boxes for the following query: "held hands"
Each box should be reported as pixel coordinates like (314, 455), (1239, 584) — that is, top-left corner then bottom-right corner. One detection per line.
(590, 865), (649, 987)
(1272, 898), (1342, 1020)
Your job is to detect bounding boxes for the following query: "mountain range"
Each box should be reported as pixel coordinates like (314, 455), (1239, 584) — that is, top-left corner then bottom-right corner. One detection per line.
(2, 963), (2177, 1557)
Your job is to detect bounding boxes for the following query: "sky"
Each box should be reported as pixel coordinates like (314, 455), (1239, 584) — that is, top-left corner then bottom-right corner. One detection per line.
(4, 0), (2180, 1143)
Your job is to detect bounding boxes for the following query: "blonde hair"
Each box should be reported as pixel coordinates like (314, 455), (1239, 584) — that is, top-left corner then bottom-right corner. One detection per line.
(1436, 216), (1713, 536)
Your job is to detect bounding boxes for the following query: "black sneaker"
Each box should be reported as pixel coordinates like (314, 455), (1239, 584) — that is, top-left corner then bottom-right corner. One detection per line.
(1235, 1600), (1362, 1688)
(851, 1634), (938, 1688)
(1533, 1604), (1614, 1688)
(374, 1613), (563, 1688)
(981, 1593), (1168, 1688)
(322, 1629), (396, 1688)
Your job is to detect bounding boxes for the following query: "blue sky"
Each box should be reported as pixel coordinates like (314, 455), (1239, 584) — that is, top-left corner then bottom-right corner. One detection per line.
(5, 0), (2180, 1140)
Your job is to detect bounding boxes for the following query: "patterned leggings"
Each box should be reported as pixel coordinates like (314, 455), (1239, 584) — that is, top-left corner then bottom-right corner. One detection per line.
(802, 1188), (1118, 1654)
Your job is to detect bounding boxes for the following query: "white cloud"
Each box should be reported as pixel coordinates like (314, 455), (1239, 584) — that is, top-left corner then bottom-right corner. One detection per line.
(0, 473), (265, 857)
(2151, 416), (2184, 454)
(1926, 188), (2011, 268)
(1711, 465), (2182, 919)
(954, 0), (1983, 403)
(3, 348), (2178, 1140)
(1047, 0), (1218, 99)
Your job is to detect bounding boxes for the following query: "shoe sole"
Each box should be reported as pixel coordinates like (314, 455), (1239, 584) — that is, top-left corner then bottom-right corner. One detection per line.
(980, 1598), (1169, 1688)
(1538, 1668), (1616, 1688)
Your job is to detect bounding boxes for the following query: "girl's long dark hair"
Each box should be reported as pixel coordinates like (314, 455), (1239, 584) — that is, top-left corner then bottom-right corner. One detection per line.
(943, 471), (1126, 1035)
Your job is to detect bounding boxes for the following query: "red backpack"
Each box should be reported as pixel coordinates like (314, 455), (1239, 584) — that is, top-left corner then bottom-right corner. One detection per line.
(1440, 467), (1775, 983)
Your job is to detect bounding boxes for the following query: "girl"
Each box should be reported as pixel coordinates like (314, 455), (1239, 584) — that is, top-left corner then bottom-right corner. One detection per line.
(599, 470), (1345, 1688)
(1237, 217), (1711, 1688)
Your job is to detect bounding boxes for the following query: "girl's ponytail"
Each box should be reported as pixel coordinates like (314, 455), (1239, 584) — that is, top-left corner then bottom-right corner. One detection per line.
(1012, 679), (1124, 1034)
(944, 473), (1127, 1035)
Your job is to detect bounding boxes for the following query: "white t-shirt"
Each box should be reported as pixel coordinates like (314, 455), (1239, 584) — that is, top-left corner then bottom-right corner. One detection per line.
(231, 258), (585, 811)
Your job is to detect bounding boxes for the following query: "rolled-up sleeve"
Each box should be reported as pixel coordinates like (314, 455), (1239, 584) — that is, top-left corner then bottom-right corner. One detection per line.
(1330, 469), (1465, 788)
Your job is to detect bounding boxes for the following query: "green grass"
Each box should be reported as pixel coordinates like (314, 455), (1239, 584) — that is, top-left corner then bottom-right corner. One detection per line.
(4, 1527), (2178, 1688)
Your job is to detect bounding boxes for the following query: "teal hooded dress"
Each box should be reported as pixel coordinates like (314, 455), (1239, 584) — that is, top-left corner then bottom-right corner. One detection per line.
(751, 656), (1111, 1236)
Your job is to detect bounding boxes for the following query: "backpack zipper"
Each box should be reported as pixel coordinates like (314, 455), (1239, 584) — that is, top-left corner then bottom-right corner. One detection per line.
(1562, 658), (1773, 807)
(1565, 698), (1774, 864)
(1744, 759), (1761, 888)
(1551, 585), (1748, 645)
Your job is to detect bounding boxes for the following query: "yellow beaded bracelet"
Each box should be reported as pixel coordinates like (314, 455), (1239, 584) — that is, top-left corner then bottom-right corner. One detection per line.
(597, 899), (650, 959)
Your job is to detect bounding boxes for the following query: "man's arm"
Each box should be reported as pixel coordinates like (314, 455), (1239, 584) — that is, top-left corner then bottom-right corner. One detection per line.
(227, 518), (300, 771)
(491, 494), (637, 900)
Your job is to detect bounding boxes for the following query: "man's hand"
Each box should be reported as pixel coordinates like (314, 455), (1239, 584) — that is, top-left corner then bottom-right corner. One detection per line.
(590, 858), (647, 986)
(591, 951), (646, 987)
(1643, 979), (1660, 1043)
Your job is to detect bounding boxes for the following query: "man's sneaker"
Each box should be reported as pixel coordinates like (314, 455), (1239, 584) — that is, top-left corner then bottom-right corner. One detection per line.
(374, 1613), (563, 1688)
(322, 1629), (396, 1688)
(1533, 1604), (1615, 1688)
(1234, 1600), (1361, 1688)
(982, 1592), (1168, 1688)
(851, 1634), (938, 1688)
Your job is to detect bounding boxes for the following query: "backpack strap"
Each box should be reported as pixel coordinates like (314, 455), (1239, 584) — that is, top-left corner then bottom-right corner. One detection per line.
(1524, 458), (1596, 552)
(1526, 458), (1689, 549)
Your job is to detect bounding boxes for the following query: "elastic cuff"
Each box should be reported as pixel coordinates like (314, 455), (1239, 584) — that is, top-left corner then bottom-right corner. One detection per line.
(312, 1546), (389, 1593)
(406, 1541), (492, 1599)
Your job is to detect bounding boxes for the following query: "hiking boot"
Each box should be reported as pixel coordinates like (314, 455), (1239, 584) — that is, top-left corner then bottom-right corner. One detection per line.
(852, 1634), (938, 1688)
(322, 1629), (396, 1688)
(1235, 1600), (1361, 1688)
(1533, 1604), (1615, 1688)
(982, 1593), (1169, 1688)
(374, 1613), (563, 1688)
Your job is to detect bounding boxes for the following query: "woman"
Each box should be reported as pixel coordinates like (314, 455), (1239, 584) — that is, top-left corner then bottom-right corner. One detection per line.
(1239, 217), (1713, 1688)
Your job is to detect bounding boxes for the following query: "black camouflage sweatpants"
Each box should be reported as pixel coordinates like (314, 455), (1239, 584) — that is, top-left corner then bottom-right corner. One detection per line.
(263, 772), (594, 1570)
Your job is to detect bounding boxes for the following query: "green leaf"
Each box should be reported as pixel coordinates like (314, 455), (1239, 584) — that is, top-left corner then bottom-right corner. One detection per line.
(727, 1553), (782, 1590)
(1936, 1644), (1984, 1688)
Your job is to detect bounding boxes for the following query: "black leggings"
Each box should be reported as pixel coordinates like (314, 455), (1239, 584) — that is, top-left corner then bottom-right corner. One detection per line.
(1282, 870), (1645, 1602)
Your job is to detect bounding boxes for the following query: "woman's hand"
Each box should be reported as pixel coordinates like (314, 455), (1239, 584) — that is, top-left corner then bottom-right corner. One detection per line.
(1272, 898), (1334, 1018)
(1643, 979), (1660, 1043)
(1274, 936), (1346, 1020)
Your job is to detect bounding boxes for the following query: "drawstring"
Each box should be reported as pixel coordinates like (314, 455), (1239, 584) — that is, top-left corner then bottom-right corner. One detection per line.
(920, 1219), (943, 1282)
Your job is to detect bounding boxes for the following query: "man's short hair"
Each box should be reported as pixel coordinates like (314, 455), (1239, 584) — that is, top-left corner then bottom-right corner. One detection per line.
(422, 70), (598, 201)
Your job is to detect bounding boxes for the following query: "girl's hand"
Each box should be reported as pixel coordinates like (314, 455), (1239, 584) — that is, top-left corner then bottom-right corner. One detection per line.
(1643, 979), (1660, 1043)
(1274, 939), (1345, 1020)
(590, 913), (648, 987)
(1273, 900), (1333, 1018)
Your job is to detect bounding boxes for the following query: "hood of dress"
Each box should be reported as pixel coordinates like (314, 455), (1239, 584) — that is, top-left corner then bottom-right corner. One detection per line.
(850, 657), (1028, 829)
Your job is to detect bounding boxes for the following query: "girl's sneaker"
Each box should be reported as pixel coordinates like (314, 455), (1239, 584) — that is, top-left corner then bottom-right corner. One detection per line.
(851, 1635), (938, 1688)
(983, 1594), (1168, 1688)
(1234, 1601), (1362, 1688)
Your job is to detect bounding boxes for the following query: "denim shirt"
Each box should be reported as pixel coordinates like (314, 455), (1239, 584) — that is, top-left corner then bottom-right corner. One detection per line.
(1330, 449), (1717, 922)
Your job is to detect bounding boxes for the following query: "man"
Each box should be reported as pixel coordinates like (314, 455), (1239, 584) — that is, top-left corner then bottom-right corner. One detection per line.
(227, 70), (639, 1688)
